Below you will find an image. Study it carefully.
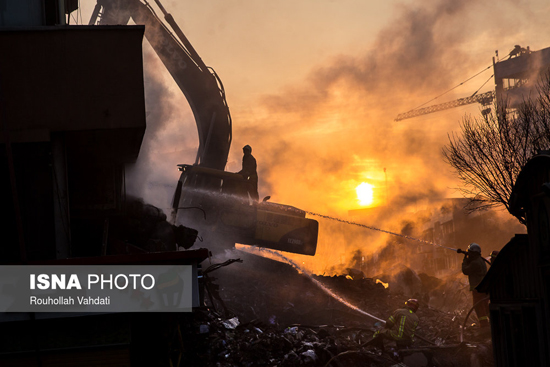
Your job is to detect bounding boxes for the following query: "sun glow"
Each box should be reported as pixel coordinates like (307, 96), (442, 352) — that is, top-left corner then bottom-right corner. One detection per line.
(356, 182), (374, 206)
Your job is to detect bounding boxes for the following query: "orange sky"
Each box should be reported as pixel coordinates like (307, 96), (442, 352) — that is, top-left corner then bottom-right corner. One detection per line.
(78, 0), (545, 273)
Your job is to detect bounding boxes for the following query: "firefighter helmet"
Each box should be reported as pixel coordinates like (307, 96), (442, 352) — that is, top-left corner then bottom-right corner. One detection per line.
(467, 242), (481, 253)
(405, 299), (419, 313)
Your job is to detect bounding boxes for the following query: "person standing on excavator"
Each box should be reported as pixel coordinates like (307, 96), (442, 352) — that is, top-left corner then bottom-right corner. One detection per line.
(460, 242), (490, 327)
(237, 145), (259, 202)
(365, 299), (420, 351)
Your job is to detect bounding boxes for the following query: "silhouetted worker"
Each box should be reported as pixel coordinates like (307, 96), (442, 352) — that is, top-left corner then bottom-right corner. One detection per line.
(365, 299), (420, 351)
(237, 145), (259, 201)
(460, 242), (490, 327)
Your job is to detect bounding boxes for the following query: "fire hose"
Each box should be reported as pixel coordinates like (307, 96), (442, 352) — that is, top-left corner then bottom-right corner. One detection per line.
(306, 211), (459, 251)
(459, 295), (491, 343)
(306, 212), (498, 266)
(302, 213), (494, 343)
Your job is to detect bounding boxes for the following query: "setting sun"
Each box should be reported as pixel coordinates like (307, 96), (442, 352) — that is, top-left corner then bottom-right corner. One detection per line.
(356, 182), (374, 206)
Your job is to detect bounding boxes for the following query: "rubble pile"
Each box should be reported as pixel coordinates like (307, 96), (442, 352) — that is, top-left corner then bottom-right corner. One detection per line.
(183, 251), (493, 366)
(182, 311), (412, 366)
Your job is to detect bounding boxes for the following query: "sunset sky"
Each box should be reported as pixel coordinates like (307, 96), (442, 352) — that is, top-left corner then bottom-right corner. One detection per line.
(78, 0), (546, 273)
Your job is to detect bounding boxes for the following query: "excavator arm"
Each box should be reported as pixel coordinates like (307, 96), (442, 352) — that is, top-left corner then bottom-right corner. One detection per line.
(89, 0), (318, 256)
(90, 0), (231, 170)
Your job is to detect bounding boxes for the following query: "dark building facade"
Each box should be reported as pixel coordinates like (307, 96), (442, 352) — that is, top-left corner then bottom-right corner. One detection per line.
(0, 4), (208, 366)
(478, 152), (550, 367)
(0, 25), (147, 261)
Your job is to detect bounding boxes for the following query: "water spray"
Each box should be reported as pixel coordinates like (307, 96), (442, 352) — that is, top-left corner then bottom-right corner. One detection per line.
(238, 245), (385, 323)
(238, 245), (442, 346)
(305, 211), (458, 252)
(239, 239), (450, 346)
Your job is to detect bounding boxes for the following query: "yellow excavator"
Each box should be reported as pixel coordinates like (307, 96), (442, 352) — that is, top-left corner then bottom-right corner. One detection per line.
(90, 0), (318, 256)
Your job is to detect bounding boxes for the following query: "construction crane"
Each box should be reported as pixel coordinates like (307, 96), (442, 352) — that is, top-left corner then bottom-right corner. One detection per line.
(395, 45), (550, 122)
(395, 91), (494, 121)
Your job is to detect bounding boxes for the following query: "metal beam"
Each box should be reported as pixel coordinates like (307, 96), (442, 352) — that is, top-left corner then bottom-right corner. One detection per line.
(395, 91), (495, 121)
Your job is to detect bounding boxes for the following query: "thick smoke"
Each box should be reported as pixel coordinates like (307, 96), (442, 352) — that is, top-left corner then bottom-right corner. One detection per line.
(226, 0), (533, 275)
(121, 0), (539, 276)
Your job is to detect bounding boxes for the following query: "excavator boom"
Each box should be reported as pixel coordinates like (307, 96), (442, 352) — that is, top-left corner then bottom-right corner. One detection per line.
(90, 0), (318, 256)
(91, 0), (231, 170)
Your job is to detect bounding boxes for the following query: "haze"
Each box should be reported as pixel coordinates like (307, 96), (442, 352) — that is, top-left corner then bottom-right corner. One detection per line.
(77, 0), (547, 273)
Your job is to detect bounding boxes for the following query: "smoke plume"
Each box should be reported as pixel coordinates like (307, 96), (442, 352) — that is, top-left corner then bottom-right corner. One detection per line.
(126, 0), (539, 275)
(224, 0), (532, 274)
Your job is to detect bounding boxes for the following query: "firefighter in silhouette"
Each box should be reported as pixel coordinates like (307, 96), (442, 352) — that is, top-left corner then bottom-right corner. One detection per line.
(365, 299), (420, 351)
(237, 145), (259, 201)
(459, 242), (490, 327)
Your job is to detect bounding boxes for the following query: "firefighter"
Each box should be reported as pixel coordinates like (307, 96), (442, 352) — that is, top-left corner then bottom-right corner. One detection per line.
(365, 299), (420, 351)
(237, 145), (259, 202)
(460, 242), (490, 327)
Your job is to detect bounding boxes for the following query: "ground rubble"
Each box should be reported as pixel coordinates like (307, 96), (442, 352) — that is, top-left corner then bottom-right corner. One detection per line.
(180, 252), (493, 366)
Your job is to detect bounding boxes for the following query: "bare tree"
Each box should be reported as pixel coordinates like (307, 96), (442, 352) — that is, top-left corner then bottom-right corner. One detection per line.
(443, 75), (550, 225)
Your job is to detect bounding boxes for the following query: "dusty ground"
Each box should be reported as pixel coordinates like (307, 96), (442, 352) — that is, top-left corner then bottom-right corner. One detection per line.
(178, 250), (493, 366)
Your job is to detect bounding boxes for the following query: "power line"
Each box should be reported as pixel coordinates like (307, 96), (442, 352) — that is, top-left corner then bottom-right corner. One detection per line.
(409, 65), (493, 112)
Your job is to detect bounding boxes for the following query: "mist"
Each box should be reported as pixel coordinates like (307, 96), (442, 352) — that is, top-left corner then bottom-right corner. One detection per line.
(124, 43), (199, 211)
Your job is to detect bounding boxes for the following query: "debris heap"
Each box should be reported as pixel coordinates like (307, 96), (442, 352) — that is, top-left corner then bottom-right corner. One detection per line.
(178, 251), (493, 366)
